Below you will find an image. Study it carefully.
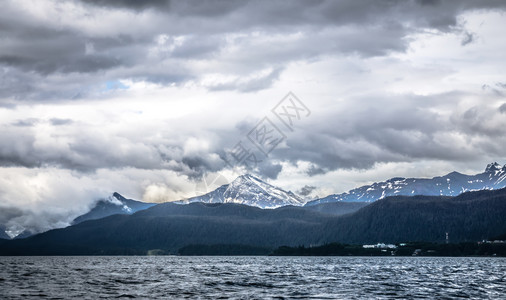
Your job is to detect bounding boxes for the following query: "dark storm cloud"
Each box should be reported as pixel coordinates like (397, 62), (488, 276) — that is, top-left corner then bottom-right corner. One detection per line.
(81, 0), (247, 17)
(1, 0), (506, 179)
(50, 118), (74, 126)
(499, 103), (506, 114)
(306, 165), (326, 176)
(81, 0), (170, 10)
(0, 122), (228, 179)
(461, 32), (475, 46)
(11, 118), (39, 127)
(11, 117), (74, 129)
(260, 91), (506, 174)
(256, 161), (283, 180)
(0, 129), (38, 168)
(297, 185), (317, 197)
(0, 17), (128, 75)
(76, 0), (506, 30)
(0, 206), (23, 225)
(81, 0), (243, 16)
(2, 0), (505, 102)
(180, 155), (224, 179)
(2, 90), (501, 179)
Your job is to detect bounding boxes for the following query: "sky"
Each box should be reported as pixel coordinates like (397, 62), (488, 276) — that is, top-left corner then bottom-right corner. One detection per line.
(1, 0), (506, 235)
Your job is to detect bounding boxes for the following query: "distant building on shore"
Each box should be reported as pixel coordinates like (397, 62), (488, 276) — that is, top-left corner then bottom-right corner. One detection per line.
(362, 243), (397, 249)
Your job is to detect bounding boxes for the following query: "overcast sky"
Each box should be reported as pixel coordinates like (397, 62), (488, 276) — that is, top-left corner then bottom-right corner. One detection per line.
(1, 0), (506, 235)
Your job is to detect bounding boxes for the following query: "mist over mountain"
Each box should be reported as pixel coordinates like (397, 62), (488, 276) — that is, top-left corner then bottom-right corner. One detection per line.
(2, 163), (505, 240)
(307, 162), (506, 205)
(72, 192), (156, 225)
(0, 193), (155, 240)
(302, 202), (369, 216)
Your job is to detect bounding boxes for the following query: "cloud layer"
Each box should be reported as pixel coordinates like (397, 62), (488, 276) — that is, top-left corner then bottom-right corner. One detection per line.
(1, 0), (506, 234)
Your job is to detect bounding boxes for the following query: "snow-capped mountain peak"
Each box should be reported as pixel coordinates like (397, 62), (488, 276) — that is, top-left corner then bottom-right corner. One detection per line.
(230, 174), (263, 188)
(176, 174), (304, 209)
(485, 162), (503, 173)
(306, 162), (506, 206)
(72, 193), (155, 225)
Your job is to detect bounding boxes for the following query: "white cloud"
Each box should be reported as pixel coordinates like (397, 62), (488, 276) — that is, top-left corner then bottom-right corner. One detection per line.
(1, 0), (506, 234)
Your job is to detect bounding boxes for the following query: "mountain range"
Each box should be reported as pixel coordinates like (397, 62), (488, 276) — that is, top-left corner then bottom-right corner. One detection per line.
(306, 162), (506, 205)
(175, 163), (506, 208)
(1, 187), (505, 255)
(1, 163), (506, 241)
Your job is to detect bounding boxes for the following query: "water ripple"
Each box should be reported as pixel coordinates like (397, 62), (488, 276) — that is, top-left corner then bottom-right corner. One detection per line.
(0, 256), (504, 299)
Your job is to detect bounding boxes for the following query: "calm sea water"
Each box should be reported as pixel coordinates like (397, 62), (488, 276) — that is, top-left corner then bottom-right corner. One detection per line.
(0, 256), (505, 299)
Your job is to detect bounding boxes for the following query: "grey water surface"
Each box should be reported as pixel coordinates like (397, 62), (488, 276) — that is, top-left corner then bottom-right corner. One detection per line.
(0, 256), (505, 299)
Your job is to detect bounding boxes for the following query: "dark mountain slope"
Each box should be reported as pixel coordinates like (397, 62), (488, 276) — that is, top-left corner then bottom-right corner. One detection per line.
(1, 188), (505, 255)
(322, 189), (506, 244)
(0, 203), (331, 255)
(0, 227), (9, 240)
(491, 232), (506, 240)
(72, 192), (156, 224)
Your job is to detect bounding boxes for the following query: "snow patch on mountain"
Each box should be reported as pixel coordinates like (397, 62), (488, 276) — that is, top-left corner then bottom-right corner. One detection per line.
(307, 162), (506, 205)
(176, 174), (304, 209)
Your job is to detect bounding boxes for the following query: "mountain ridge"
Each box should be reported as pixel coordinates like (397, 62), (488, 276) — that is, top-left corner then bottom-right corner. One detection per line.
(307, 162), (506, 205)
(1, 187), (505, 255)
(72, 192), (156, 225)
(2, 162), (505, 239)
